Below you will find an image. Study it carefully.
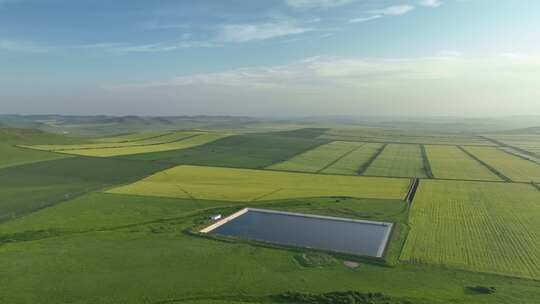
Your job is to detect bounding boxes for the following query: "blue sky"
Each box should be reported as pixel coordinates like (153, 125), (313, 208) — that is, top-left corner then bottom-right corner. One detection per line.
(1, 0), (539, 116)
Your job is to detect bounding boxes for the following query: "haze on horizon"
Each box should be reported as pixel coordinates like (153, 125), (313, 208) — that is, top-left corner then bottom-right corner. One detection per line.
(1, 0), (539, 117)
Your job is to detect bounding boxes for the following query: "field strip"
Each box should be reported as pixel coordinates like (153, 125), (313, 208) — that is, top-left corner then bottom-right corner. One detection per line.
(363, 144), (427, 178)
(267, 141), (364, 173)
(107, 165), (410, 202)
(425, 145), (502, 181)
(53, 133), (231, 157)
(358, 144), (387, 174)
(316, 143), (366, 173)
(463, 146), (540, 183)
(481, 136), (540, 158)
(420, 145), (434, 178)
(93, 131), (175, 144)
(458, 146), (511, 182)
(25, 133), (202, 152)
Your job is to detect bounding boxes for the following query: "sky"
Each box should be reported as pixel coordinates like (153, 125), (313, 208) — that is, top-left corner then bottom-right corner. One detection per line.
(1, 0), (539, 117)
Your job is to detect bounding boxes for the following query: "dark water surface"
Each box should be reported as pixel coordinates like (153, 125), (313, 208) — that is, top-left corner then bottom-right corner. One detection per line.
(211, 209), (392, 257)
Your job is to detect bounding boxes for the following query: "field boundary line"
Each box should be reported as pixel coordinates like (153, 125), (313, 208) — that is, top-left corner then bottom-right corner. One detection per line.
(405, 178), (420, 204)
(316, 143), (366, 173)
(357, 143), (387, 175)
(532, 182), (540, 191)
(263, 139), (331, 168)
(458, 146), (511, 182)
(495, 146), (540, 166)
(420, 145), (434, 179)
(250, 188), (284, 202)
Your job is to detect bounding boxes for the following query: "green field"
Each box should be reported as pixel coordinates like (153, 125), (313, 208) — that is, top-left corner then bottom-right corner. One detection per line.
(121, 133), (329, 169)
(108, 165), (410, 202)
(364, 144), (427, 178)
(0, 157), (171, 223)
(401, 180), (540, 279)
(463, 146), (540, 182)
(321, 128), (494, 146)
(267, 141), (364, 173)
(2, 125), (540, 304)
(487, 135), (540, 155)
(425, 145), (501, 181)
(321, 143), (384, 175)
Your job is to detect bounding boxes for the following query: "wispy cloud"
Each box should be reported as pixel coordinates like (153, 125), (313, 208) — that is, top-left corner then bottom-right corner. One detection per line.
(286, 0), (355, 8)
(109, 55), (472, 90)
(419, 0), (443, 7)
(369, 5), (415, 16)
(349, 15), (382, 23)
(350, 4), (415, 23)
(0, 39), (49, 53)
(218, 22), (312, 43)
(76, 41), (221, 54)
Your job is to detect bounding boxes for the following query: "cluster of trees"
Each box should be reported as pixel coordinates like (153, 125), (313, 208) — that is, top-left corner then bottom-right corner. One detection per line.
(279, 291), (413, 304)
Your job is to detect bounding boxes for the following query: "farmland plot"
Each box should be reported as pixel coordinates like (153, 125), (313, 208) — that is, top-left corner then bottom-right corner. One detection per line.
(463, 147), (540, 182)
(267, 141), (364, 173)
(91, 131), (170, 143)
(401, 180), (540, 279)
(425, 145), (501, 181)
(488, 135), (540, 156)
(108, 165), (410, 202)
(120, 133), (329, 169)
(321, 128), (494, 146)
(321, 143), (384, 175)
(47, 133), (230, 157)
(364, 144), (427, 178)
(27, 131), (202, 151)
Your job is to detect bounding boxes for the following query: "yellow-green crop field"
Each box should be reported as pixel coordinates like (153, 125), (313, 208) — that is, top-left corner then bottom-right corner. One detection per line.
(91, 131), (170, 143)
(463, 147), (540, 182)
(364, 144), (427, 178)
(425, 145), (501, 181)
(108, 165), (410, 202)
(27, 131), (202, 151)
(24, 133), (230, 157)
(321, 143), (384, 175)
(401, 180), (540, 279)
(267, 141), (364, 173)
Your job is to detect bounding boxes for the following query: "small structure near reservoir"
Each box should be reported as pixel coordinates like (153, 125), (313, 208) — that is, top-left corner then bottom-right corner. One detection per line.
(209, 214), (222, 221)
(200, 208), (393, 258)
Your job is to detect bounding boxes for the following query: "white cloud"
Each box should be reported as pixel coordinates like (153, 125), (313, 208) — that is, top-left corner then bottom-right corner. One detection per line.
(76, 41), (221, 54)
(369, 5), (415, 16)
(349, 15), (382, 23)
(419, 0), (442, 7)
(286, 0), (355, 8)
(0, 39), (48, 53)
(350, 5), (415, 24)
(105, 54), (540, 116)
(218, 22), (311, 43)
